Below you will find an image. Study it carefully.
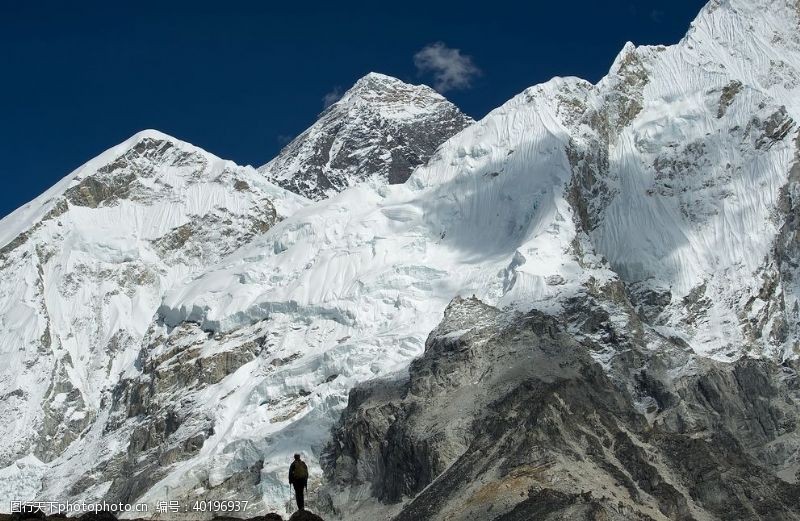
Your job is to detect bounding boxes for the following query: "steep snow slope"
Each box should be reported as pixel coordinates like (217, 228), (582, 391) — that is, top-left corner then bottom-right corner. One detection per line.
(0, 130), (307, 508)
(259, 73), (473, 200)
(586, 0), (800, 358)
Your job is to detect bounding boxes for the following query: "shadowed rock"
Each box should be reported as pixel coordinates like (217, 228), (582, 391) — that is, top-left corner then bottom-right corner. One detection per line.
(321, 297), (800, 521)
(288, 511), (324, 521)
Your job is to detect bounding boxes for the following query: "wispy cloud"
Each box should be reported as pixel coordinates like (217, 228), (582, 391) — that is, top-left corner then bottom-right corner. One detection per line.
(322, 87), (343, 108)
(413, 42), (481, 92)
(277, 134), (293, 146)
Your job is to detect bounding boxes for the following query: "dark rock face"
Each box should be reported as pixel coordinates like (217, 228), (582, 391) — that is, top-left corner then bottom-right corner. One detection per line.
(212, 514), (284, 521)
(260, 73), (473, 200)
(8, 506), (47, 520)
(320, 297), (800, 521)
(77, 511), (117, 521)
(150, 201), (279, 266)
(626, 281), (672, 324)
(717, 80), (743, 118)
(748, 132), (800, 353)
(287, 511), (324, 521)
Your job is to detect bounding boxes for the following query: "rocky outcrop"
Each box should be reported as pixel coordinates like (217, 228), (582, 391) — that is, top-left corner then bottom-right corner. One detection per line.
(259, 73), (473, 200)
(287, 511), (324, 521)
(320, 297), (800, 521)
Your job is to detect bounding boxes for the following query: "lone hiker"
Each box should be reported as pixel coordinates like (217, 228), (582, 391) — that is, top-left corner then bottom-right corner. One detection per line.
(288, 453), (309, 511)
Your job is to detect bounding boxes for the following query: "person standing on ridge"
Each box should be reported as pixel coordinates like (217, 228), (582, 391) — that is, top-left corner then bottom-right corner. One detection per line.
(288, 453), (309, 511)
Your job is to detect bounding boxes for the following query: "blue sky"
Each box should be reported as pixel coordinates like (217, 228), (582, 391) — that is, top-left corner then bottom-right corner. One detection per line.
(1, 0), (706, 218)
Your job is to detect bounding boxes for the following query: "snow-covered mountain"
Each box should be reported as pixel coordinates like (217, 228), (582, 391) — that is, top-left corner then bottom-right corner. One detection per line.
(2, 0), (800, 518)
(0, 130), (308, 508)
(258, 72), (473, 200)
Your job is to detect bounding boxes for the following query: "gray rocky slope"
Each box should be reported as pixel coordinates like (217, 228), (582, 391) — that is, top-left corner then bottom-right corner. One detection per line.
(258, 73), (473, 200)
(321, 294), (800, 521)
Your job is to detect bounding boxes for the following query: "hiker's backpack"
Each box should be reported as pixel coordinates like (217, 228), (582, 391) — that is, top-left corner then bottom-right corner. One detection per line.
(292, 461), (309, 480)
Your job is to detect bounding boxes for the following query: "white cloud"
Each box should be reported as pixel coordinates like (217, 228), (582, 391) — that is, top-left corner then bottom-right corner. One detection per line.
(413, 42), (481, 92)
(322, 87), (343, 108)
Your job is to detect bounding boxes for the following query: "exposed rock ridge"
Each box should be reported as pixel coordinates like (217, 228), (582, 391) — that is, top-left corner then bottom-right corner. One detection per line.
(321, 296), (800, 521)
(259, 73), (473, 200)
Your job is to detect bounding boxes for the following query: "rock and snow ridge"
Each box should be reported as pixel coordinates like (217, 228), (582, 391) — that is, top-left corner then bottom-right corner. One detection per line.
(0, 129), (309, 511)
(258, 72), (473, 200)
(2, 0), (800, 518)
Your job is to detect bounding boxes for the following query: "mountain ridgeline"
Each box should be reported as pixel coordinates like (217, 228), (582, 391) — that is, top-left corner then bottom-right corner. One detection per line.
(1, 0), (800, 520)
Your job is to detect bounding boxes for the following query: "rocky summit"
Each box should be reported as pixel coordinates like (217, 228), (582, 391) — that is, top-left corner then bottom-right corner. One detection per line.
(2, 0), (800, 519)
(258, 72), (473, 200)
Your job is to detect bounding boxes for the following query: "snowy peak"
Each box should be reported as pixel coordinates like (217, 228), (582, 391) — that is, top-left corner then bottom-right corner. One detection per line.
(0, 130), (202, 250)
(66, 129), (216, 189)
(63, 133), (213, 209)
(0, 127), (305, 483)
(0, 129), (289, 259)
(259, 72), (473, 200)
(329, 72), (454, 119)
(342, 71), (431, 99)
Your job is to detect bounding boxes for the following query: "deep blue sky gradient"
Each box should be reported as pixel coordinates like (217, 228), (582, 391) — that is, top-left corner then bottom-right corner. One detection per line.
(1, 0), (706, 218)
